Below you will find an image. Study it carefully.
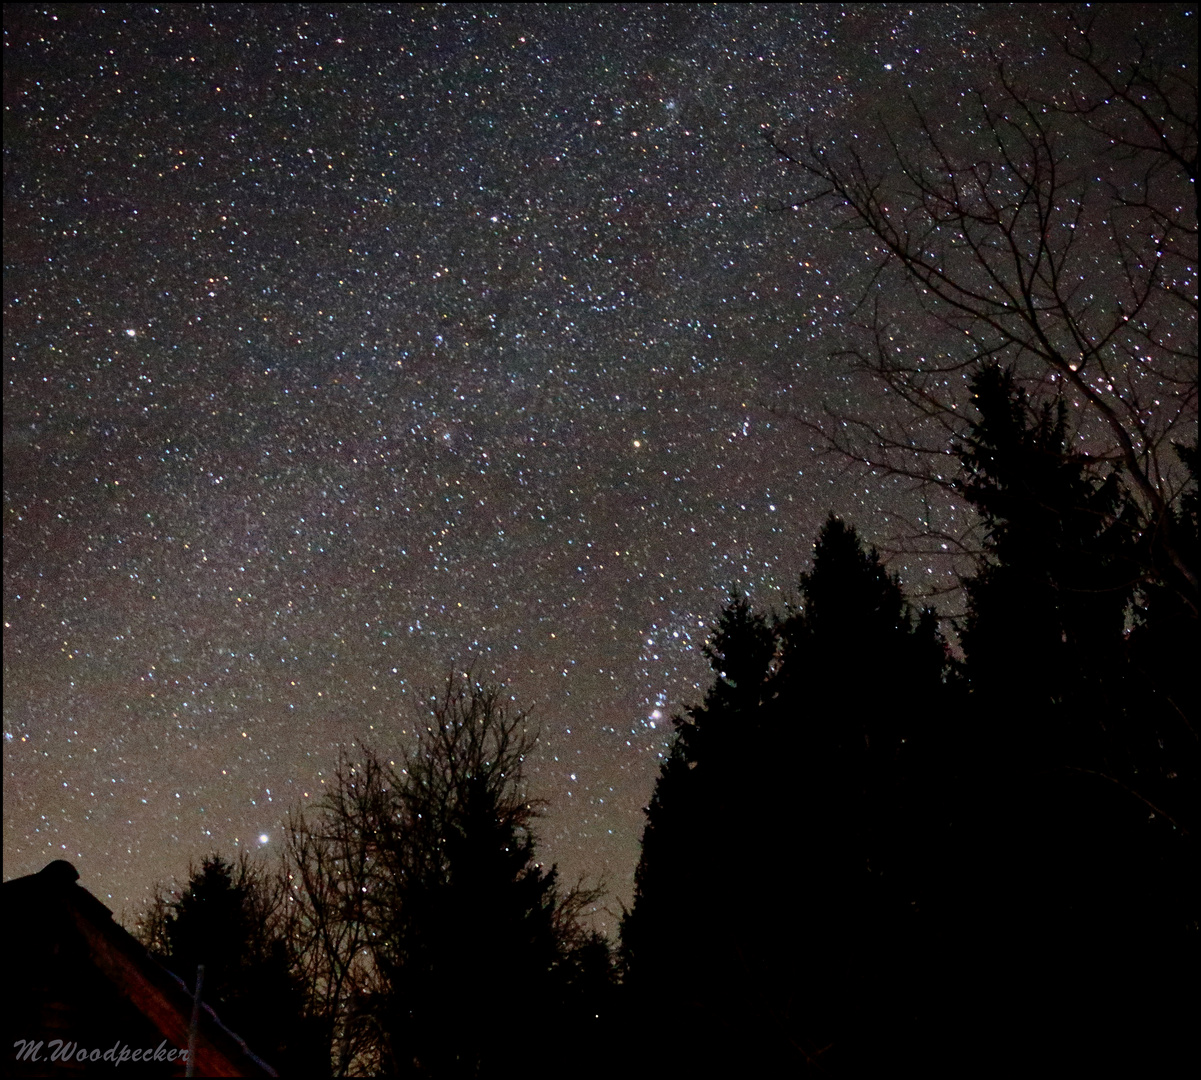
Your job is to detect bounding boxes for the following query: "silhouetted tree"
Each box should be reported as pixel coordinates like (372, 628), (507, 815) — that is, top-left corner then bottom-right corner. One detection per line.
(277, 754), (386, 1076)
(626, 497), (1195, 1072)
(1127, 439), (1200, 833)
(773, 518), (952, 1071)
(623, 521), (952, 1073)
(620, 592), (782, 1065)
(139, 852), (321, 1075)
(766, 9), (1197, 601)
(777, 515), (948, 762)
(958, 365), (1141, 769)
(281, 675), (611, 1077)
(944, 369), (1200, 1071)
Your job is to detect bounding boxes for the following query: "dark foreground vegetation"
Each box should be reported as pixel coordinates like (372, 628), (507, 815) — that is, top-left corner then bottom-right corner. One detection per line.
(138, 365), (1198, 1076)
(136, 13), (1196, 1075)
(619, 370), (1198, 1075)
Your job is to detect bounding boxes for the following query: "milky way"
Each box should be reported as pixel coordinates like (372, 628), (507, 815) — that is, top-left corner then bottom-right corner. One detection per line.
(4, 4), (1138, 928)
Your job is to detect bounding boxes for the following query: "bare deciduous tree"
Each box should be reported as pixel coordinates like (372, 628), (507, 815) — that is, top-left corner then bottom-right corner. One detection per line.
(278, 674), (607, 1076)
(279, 758), (385, 1076)
(766, 10), (1197, 603)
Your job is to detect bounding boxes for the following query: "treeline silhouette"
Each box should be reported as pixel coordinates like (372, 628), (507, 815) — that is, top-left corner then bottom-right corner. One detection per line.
(621, 366), (1197, 1074)
(140, 681), (614, 1076)
(138, 367), (1197, 1075)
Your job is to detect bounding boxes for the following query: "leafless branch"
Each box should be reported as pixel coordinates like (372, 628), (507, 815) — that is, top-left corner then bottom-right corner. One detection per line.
(762, 12), (1197, 601)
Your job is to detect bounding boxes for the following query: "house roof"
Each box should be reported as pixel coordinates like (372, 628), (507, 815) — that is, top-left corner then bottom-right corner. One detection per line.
(4, 860), (277, 1077)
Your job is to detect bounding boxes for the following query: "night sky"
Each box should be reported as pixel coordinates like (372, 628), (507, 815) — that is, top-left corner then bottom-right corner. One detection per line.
(3, 4), (1165, 929)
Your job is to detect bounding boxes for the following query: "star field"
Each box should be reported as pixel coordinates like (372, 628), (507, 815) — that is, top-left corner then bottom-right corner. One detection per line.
(3, 4), (1138, 928)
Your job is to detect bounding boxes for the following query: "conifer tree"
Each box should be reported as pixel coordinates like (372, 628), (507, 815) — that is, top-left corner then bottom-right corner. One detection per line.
(620, 590), (780, 1068)
(281, 675), (611, 1077)
(1127, 440), (1200, 838)
(950, 368), (1199, 1070)
(957, 366), (1140, 771)
(623, 521), (951, 1072)
(141, 852), (320, 1075)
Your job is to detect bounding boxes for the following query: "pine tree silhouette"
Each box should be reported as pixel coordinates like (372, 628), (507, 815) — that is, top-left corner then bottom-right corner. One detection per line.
(281, 675), (612, 1077)
(622, 521), (952, 1073)
(148, 853), (320, 1075)
(949, 367), (1199, 1071)
(958, 366), (1139, 772)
